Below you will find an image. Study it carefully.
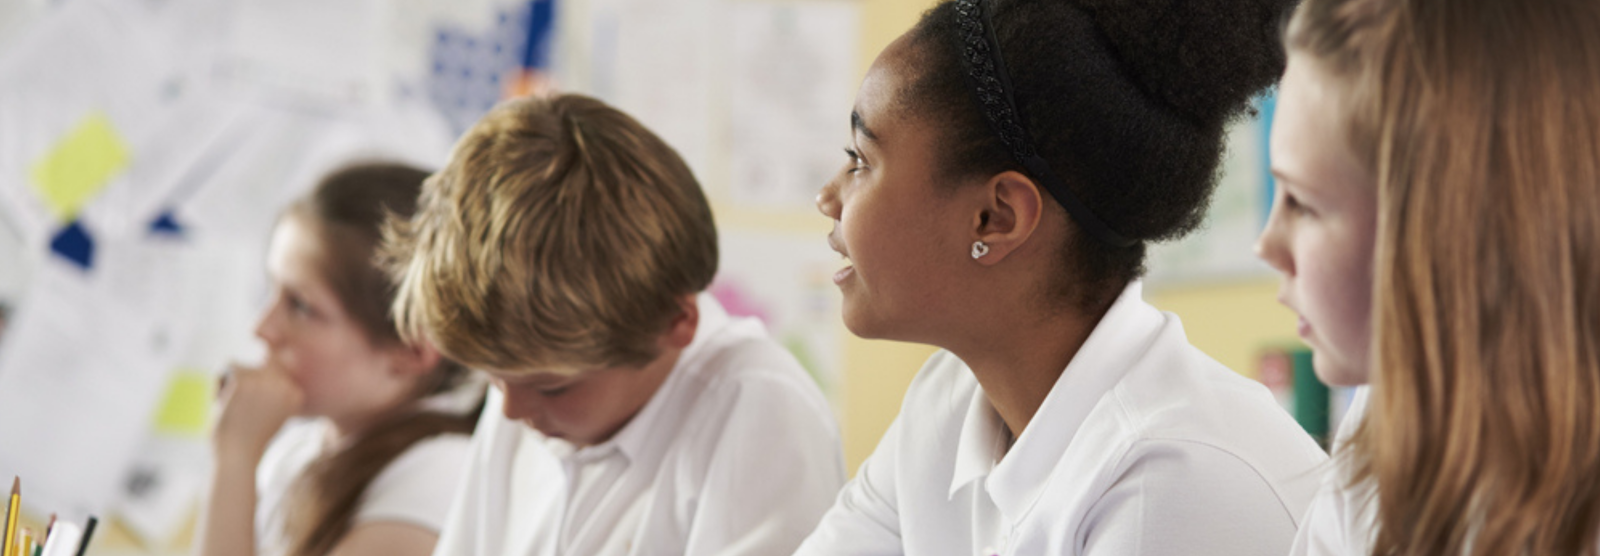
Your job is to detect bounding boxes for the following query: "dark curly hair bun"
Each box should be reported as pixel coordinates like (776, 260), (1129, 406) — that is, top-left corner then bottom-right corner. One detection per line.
(1078, 0), (1293, 126)
(904, 0), (1296, 308)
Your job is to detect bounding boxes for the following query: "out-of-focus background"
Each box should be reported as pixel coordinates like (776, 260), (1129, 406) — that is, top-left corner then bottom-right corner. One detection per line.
(0, 0), (1348, 553)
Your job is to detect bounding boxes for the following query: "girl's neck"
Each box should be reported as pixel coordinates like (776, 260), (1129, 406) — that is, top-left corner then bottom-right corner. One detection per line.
(944, 295), (1110, 445)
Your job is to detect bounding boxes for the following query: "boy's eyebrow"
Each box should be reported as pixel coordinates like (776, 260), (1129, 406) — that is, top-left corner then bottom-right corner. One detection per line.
(496, 370), (580, 388)
(851, 110), (879, 143)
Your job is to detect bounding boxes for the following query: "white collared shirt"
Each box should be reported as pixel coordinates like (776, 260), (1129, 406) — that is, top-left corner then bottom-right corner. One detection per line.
(431, 295), (847, 556)
(1289, 387), (1374, 556)
(795, 282), (1329, 556)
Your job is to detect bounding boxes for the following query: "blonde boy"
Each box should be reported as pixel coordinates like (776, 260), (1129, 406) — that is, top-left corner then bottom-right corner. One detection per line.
(384, 94), (845, 556)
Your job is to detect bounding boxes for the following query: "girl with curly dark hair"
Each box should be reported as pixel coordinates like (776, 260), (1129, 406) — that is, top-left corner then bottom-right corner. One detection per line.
(800, 0), (1327, 553)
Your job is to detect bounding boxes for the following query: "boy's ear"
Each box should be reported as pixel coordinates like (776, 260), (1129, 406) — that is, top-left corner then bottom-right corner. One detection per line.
(390, 339), (443, 378)
(970, 170), (1045, 266)
(662, 294), (700, 350)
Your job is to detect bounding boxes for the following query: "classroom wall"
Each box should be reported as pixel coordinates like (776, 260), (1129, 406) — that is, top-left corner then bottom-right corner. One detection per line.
(1146, 279), (1299, 381)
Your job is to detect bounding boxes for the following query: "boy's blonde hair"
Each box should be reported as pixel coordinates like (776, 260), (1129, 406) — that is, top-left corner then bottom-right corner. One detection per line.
(383, 94), (718, 376)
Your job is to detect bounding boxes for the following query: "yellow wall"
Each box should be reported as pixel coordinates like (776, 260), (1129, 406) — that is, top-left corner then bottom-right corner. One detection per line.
(1145, 279), (1299, 380)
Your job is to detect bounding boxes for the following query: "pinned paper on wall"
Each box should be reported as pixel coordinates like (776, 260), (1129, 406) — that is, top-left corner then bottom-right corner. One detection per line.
(151, 369), (212, 436)
(29, 112), (130, 220)
(585, 0), (717, 184)
(223, 0), (384, 109)
(726, 1), (858, 209)
(0, 0), (179, 247)
(0, 255), (176, 518)
(116, 434), (207, 544)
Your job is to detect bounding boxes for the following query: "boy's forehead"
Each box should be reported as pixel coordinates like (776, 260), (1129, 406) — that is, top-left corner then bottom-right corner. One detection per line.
(481, 366), (585, 386)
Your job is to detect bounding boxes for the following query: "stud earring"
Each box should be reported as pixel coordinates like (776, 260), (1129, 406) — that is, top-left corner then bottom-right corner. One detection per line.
(971, 241), (990, 259)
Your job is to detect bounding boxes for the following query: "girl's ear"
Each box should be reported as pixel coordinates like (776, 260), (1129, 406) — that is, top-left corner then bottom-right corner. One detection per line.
(389, 338), (443, 379)
(969, 170), (1045, 265)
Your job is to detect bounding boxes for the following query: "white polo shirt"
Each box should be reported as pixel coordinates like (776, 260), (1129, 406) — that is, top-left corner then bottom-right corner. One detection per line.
(796, 282), (1329, 556)
(1289, 387), (1373, 556)
(430, 295), (846, 556)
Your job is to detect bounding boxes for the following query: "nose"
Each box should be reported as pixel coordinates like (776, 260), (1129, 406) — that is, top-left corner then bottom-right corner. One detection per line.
(1255, 193), (1294, 277)
(253, 295), (286, 346)
(816, 177), (842, 220)
(497, 383), (541, 422)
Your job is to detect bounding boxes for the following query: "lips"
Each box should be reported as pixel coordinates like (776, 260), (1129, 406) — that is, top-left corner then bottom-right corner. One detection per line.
(832, 266), (855, 284)
(1276, 292), (1312, 340)
(827, 232), (855, 285)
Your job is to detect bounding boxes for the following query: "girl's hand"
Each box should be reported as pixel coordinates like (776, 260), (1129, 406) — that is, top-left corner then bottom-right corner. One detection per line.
(213, 363), (305, 464)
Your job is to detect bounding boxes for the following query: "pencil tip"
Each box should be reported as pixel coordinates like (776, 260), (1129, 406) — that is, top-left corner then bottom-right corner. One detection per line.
(10, 476), (17, 494)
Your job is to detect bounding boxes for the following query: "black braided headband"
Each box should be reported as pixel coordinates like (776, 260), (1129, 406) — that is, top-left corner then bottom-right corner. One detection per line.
(953, 0), (1135, 248)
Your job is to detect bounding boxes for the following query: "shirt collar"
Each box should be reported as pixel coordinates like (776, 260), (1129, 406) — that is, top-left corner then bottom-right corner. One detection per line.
(947, 281), (1167, 519)
(1331, 386), (1370, 449)
(949, 382), (1009, 500)
(557, 294), (736, 464)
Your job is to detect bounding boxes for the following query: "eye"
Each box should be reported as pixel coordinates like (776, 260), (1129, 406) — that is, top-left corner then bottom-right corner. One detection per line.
(285, 292), (318, 319)
(1283, 191), (1314, 217)
(843, 147), (866, 174)
(538, 384), (573, 397)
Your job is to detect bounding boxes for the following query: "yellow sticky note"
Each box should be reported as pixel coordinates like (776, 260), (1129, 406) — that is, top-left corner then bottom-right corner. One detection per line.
(153, 369), (213, 436)
(29, 112), (130, 219)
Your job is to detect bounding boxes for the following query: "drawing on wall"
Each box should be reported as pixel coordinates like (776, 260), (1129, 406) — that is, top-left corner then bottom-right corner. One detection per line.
(727, 1), (857, 209)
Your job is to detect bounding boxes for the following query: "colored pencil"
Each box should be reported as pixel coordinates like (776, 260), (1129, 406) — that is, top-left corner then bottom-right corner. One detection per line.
(3, 477), (20, 556)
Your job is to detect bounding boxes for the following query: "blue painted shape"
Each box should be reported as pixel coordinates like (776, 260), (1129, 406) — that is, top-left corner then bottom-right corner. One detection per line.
(149, 210), (184, 237)
(523, 0), (556, 70)
(50, 219), (95, 270)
